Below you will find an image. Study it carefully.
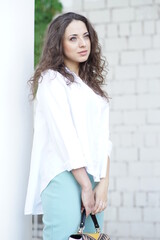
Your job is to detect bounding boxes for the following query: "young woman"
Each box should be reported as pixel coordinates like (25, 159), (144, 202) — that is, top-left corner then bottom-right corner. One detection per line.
(25, 12), (112, 240)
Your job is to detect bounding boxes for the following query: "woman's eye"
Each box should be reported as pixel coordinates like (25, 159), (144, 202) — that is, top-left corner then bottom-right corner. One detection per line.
(84, 34), (90, 39)
(70, 37), (77, 41)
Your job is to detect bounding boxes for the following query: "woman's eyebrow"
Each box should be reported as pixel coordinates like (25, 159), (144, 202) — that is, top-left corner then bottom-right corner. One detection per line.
(83, 32), (89, 35)
(69, 34), (78, 37)
(68, 32), (89, 37)
(69, 33), (78, 37)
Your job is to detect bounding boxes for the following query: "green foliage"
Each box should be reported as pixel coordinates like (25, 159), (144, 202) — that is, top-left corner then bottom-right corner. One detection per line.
(34, 0), (63, 67)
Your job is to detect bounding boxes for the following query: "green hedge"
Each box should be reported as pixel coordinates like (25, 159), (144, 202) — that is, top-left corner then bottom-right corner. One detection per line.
(35, 0), (63, 67)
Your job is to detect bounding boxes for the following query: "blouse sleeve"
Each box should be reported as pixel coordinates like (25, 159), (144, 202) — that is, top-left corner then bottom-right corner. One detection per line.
(37, 71), (87, 171)
(104, 105), (112, 158)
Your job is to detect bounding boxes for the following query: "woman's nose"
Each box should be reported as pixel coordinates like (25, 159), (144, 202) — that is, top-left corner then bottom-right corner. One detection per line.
(79, 38), (86, 47)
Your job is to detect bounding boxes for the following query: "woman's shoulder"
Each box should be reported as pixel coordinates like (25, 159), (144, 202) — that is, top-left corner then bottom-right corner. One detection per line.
(37, 69), (68, 99)
(41, 69), (60, 80)
(40, 69), (67, 86)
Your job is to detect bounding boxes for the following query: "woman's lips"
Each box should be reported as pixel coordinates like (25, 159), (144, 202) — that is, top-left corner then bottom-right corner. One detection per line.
(78, 50), (88, 56)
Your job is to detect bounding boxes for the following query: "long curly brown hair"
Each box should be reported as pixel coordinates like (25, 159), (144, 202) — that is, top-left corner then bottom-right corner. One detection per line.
(29, 12), (109, 100)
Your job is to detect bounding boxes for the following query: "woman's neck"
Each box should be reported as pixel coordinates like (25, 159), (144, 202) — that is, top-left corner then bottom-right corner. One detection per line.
(64, 62), (79, 76)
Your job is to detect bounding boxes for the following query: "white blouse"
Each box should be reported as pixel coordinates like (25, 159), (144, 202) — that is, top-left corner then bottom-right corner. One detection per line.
(25, 69), (112, 215)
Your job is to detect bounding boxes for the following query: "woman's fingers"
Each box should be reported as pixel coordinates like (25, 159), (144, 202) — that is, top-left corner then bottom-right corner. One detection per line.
(92, 200), (107, 214)
(81, 187), (94, 217)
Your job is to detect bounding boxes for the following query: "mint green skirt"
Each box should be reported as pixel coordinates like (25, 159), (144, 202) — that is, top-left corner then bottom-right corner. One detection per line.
(41, 171), (104, 240)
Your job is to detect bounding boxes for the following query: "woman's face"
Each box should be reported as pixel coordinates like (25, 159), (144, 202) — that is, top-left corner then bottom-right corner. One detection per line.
(63, 20), (91, 72)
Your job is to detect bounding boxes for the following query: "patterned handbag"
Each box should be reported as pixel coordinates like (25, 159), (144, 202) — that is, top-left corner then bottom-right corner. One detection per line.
(69, 210), (110, 240)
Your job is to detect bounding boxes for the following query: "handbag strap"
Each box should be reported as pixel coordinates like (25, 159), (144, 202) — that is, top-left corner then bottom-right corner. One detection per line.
(90, 214), (100, 230)
(79, 210), (100, 233)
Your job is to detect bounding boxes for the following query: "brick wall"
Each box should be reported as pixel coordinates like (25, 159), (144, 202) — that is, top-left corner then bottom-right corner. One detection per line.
(60, 0), (160, 239)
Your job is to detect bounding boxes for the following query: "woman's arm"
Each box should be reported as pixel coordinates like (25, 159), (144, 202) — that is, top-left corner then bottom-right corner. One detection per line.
(92, 157), (110, 214)
(71, 167), (94, 216)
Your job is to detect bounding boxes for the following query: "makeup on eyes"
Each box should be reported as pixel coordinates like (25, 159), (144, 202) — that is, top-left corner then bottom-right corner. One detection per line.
(69, 32), (90, 41)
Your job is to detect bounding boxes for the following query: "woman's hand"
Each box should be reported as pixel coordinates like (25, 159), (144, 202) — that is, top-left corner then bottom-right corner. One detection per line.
(92, 178), (109, 214)
(81, 185), (94, 217)
(92, 157), (110, 214)
(71, 167), (94, 217)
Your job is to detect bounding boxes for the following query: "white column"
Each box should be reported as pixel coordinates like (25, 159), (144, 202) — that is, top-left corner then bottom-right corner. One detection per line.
(0, 1), (34, 240)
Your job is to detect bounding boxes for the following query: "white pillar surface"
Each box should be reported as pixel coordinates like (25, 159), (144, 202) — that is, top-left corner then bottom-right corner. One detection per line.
(0, 1), (34, 240)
